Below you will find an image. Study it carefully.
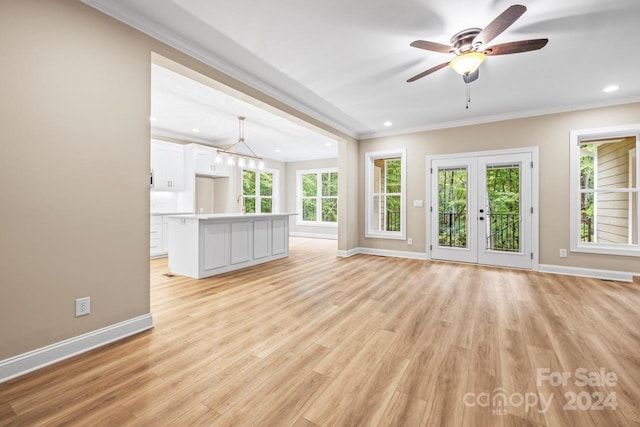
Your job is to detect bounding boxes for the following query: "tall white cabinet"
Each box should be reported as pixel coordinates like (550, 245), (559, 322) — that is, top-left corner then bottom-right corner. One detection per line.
(151, 140), (185, 191)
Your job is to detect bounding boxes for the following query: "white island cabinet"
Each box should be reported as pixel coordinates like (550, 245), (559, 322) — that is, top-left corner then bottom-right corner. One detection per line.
(167, 213), (296, 279)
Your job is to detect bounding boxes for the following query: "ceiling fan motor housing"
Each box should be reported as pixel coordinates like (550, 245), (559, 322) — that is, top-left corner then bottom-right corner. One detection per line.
(450, 28), (482, 53)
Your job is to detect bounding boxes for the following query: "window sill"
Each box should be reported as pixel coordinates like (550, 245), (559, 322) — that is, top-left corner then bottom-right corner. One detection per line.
(571, 244), (640, 258)
(365, 231), (406, 240)
(296, 221), (338, 228)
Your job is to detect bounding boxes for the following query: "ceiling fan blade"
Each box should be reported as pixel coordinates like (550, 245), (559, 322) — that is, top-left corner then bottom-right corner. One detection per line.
(407, 62), (450, 82)
(474, 4), (527, 46)
(485, 38), (548, 55)
(410, 40), (454, 54)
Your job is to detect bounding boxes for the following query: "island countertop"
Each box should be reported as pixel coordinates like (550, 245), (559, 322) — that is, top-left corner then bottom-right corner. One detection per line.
(168, 213), (297, 220)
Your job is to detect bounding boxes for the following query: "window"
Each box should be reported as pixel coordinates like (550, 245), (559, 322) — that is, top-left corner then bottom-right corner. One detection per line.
(570, 125), (639, 256)
(296, 169), (338, 225)
(242, 169), (277, 213)
(365, 149), (406, 239)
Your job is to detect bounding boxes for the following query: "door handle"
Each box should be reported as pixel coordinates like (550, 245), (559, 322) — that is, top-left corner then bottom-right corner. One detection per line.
(479, 209), (484, 213)
(479, 216), (485, 221)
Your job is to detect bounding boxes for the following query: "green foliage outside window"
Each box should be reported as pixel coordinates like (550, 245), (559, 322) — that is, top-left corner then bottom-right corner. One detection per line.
(377, 159), (401, 231)
(242, 169), (273, 214)
(300, 171), (338, 223)
(580, 144), (595, 242)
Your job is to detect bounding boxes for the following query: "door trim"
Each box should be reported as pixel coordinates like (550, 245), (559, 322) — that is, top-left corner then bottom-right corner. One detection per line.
(426, 146), (539, 270)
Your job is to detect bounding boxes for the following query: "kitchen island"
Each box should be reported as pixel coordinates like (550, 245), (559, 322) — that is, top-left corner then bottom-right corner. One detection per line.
(167, 213), (296, 279)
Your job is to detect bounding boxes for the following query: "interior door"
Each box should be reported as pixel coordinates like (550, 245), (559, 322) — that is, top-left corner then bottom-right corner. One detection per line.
(430, 152), (533, 269)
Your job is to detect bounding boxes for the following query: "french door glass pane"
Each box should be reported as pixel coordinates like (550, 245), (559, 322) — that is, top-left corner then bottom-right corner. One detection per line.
(438, 168), (467, 248)
(485, 165), (520, 252)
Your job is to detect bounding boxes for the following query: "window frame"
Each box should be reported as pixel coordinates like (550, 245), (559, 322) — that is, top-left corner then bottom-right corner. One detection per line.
(365, 148), (407, 240)
(241, 167), (279, 214)
(296, 168), (338, 227)
(569, 124), (640, 257)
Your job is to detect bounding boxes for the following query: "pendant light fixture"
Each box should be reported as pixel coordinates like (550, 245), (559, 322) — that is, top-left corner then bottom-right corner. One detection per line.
(216, 116), (264, 169)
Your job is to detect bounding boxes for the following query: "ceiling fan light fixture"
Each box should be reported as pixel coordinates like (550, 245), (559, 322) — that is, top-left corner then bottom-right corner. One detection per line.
(449, 52), (486, 76)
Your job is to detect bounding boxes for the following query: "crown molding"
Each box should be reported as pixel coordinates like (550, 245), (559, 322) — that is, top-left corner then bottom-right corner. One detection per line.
(80, 0), (359, 139)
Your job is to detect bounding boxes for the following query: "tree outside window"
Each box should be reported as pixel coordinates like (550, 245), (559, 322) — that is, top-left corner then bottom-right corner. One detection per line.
(242, 169), (275, 213)
(298, 169), (338, 224)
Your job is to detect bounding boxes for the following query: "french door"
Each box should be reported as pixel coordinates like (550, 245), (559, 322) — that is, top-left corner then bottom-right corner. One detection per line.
(429, 151), (533, 269)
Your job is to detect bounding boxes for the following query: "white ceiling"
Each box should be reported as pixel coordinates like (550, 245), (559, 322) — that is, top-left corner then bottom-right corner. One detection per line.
(85, 0), (640, 140)
(151, 64), (338, 162)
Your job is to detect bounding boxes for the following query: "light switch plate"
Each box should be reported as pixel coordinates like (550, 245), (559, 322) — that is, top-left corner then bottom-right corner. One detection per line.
(413, 200), (424, 207)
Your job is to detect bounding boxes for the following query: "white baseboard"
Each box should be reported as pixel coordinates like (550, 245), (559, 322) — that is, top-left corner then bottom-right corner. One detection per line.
(336, 247), (360, 257)
(538, 264), (635, 282)
(357, 247), (428, 260)
(336, 247), (427, 260)
(289, 232), (338, 240)
(0, 313), (153, 383)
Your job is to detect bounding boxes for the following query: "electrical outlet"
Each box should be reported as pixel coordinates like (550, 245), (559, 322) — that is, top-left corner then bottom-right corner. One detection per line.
(75, 297), (90, 317)
(559, 249), (567, 258)
(407, 238), (413, 245)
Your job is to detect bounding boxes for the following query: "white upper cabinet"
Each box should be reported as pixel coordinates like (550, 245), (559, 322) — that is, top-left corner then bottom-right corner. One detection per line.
(151, 140), (185, 191)
(185, 144), (229, 178)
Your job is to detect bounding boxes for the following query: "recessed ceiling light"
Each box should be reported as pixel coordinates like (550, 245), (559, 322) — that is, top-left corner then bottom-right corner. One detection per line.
(192, 128), (199, 132)
(275, 148), (281, 153)
(384, 121), (392, 127)
(603, 85), (619, 93)
(149, 117), (157, 122)
(325, 142), (333, 147)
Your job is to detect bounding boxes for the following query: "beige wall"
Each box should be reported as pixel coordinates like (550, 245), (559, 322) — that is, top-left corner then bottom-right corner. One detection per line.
(359, 103), (640, 273)
(286, 158), (339, 237)
(0, 0), (355, 361)
(195, 177), (215, 214)
(339, 139), (360, 251)
(0, 0), (151, 359)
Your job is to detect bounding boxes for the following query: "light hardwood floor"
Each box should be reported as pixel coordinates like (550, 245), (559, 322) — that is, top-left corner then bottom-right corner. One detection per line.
(2, 237), (640, 426)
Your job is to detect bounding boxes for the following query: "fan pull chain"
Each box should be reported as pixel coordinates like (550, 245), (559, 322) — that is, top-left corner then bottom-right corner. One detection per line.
(465, 83), (471, 109)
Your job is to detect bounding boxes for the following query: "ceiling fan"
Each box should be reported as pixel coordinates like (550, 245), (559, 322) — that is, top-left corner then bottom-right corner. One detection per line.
(407, 4), (548, 86)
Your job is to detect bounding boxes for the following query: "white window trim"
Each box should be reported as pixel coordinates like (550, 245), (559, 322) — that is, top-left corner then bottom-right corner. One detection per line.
(569, 124), (640, 257)
(365, 148), (407, 240)
(296, 168), (338, 227)
(241, 167), (279, 214)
